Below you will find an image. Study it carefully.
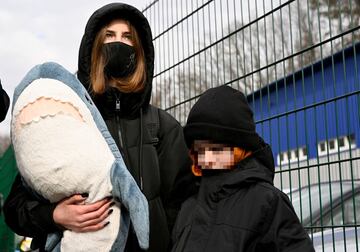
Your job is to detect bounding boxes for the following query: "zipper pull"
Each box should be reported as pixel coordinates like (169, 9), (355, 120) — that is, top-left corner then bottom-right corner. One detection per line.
(115, 99), (120, 111)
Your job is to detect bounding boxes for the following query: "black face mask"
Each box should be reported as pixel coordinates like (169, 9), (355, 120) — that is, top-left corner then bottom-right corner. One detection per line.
(103, 42), (137, 78)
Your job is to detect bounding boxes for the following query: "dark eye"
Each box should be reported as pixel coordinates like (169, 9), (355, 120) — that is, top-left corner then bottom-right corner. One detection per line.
(194, 149), (205, 155)
(211, 147), (223, 152)
(123, 33), (133, 41)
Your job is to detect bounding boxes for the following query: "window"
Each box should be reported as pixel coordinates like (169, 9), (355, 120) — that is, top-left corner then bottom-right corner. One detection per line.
(318, 142), (327, 156)
(277, 152), (287, 165)
(338, 137), (345, 147)
(320, 142), (326, 152)
(318, 134), (356, 157)
(277, 146), (308, 165)
(349, 134), (356, 146)
(302, 147), (307, 156)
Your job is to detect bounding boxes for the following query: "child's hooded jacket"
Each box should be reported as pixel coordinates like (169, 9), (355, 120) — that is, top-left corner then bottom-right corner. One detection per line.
(172, 86), (314, 252)
(172, 144), (314, 252)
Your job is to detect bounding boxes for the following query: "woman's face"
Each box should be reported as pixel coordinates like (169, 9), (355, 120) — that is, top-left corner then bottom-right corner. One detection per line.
(104, 19), (133, 46)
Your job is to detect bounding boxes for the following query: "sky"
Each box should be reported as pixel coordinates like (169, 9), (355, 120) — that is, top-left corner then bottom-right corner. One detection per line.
(0, 0), (149, 136)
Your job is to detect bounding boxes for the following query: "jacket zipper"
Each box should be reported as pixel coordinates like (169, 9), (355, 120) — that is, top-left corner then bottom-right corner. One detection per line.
(115, 97), (125, 151)
(115, 95), (143, 191)
(139, 108), (144, 191)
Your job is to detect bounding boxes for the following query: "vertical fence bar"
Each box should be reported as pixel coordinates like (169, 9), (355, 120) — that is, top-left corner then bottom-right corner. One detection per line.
(297, 0), (317, 239)
(324, 1), (337, 248)
(263, 0), (273, 175)
(314, 0), (328, 248)
(349, 2), (360, 251)
(271, 0), (284, 191)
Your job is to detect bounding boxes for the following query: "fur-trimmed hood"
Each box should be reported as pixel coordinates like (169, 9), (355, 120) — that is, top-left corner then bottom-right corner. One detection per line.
(77, 3), (154, 118)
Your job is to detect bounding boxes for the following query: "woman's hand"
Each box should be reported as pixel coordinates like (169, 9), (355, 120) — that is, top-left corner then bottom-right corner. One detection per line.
(53, 194), (113, 232)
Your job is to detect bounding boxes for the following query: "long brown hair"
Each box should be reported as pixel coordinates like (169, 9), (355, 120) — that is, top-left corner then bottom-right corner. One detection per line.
(90, 19), (146, 94)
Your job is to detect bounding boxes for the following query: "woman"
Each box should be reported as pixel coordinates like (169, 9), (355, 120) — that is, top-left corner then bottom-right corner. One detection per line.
(4, 3), (196, 252)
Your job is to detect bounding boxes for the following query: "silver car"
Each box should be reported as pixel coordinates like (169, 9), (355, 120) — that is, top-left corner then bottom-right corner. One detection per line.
(287, 180), (360, 252)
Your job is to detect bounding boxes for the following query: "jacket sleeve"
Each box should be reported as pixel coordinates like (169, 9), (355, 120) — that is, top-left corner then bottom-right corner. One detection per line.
(157, 111), (198, 234)
(0, 80), (10, 122)
(258, 191), (315, 252)
(4, 174), (60, 238)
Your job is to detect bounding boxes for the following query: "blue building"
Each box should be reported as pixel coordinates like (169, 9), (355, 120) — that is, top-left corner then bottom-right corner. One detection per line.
(247, 42), (360, 188)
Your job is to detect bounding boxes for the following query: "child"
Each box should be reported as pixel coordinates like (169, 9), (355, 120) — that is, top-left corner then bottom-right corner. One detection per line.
(172, 85), (314, 252)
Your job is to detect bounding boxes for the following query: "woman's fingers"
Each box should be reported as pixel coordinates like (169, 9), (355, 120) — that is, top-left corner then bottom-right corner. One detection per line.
(64, 194), (88, 205)
(74, 221), (111, 233)
(70, 199), (114, 232)
(77, 196), (112, 215)
(78, 199), (113, 223)
(53, 194), (114, 232)
(75, 209), (114, 232)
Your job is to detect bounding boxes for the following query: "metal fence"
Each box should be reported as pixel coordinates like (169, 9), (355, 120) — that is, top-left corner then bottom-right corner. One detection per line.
(143, 0), (360, 251)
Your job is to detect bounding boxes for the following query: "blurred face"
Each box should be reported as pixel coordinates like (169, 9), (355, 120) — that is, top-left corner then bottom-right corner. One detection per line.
(104, 19), (133, 46)
(193, 140), (235, 169)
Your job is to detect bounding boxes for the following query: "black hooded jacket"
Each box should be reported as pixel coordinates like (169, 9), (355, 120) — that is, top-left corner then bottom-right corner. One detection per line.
(4, 3), (196, 252)
(171, 145), (314, 252)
